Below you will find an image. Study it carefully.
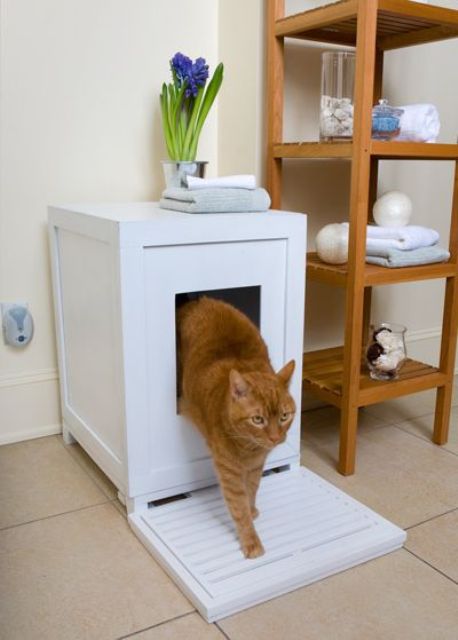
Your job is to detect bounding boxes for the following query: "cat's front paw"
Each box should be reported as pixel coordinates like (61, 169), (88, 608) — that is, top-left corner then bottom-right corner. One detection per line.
(242, 534), (265, 559)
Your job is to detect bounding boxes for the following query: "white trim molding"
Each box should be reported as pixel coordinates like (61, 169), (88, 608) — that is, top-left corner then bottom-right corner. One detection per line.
(0, 423), (62, 446)
(0, 368), (61, 445)
(406, 326), (442, 344)
(0, 367), (58, 389)
(406, 326), (458, 375)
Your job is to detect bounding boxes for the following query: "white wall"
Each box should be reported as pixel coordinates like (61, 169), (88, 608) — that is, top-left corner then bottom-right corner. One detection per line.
(0, 0), (218, 443)
(218, 0), (264, 178)
(1, 0), (457, 443)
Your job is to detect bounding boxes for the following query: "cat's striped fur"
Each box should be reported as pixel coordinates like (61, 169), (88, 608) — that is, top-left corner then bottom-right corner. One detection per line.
(177, 297), (295, 558)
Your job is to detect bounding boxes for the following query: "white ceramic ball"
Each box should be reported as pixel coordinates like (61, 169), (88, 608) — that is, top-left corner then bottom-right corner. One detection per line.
(315, 223), (348, 264)
(373, 191), (412, 227)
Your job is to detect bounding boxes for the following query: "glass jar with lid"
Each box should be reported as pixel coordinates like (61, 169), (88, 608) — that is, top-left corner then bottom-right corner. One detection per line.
(372, 99), (404, 140)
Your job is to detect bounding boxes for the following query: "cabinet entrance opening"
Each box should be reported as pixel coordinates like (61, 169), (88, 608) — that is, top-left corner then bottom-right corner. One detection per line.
(175, 286), (261, 408)
(175, 285), (261, 327)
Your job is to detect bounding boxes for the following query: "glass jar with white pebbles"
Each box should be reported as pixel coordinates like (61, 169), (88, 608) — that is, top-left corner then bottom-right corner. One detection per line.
(319, 51), (355, 141)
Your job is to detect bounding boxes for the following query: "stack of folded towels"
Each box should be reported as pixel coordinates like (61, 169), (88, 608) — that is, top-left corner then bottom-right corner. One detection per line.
(159, 174), (271, 214)
(342, 223), (450, 267)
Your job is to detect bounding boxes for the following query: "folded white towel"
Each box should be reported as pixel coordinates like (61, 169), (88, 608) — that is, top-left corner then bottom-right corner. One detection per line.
(186, 174), (256, 190)
(394, 103), (440, 143)
(342, 223), (440, 252)
(366, 246), (450, 268)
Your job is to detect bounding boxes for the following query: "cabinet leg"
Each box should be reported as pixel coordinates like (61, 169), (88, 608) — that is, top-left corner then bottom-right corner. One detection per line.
(338, 404), (358, 476)
(62, 423), (76, 445)
(433, 384), (453, 444)
(125, 495), (150, 515)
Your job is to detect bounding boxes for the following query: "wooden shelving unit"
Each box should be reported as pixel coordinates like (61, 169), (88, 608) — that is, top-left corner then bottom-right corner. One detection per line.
(266, 0), (458, 475)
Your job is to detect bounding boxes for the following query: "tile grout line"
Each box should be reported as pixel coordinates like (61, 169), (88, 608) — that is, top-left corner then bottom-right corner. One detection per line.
(361, 391), (458, 428)
(54, 434), (119, 500)
(359, 404), (426, 428)
(391, 423), (458, 460)
(405, 506), (458, 531)
(115, 611), (196, 639)
(0, 500), (110, 533)
(300, 418), (395, 448)
(404, 548), (458, 586)
(215, 621), (232, 639)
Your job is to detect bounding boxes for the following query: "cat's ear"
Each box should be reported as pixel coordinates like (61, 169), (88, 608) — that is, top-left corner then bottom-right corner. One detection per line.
(229, 369), (249, 400)
(277, 359), (295, 386)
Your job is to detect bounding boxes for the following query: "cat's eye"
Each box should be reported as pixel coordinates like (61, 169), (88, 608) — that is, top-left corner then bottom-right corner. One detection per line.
(251, 415), (265, 426)
(279, 411), (291, 423)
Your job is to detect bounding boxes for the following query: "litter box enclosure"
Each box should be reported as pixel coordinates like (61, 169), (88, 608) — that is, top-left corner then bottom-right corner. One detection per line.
(49, 203), (405, 622)
(48, 203), (307, 510)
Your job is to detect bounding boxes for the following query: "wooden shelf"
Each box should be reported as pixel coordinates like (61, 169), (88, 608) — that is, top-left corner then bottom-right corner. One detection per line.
(273, 141), (458, 161)
(371, 141), (458, 160)
(273, 142), (352, 159)
(302, 346), (446, 408)
(307, 253), (348, 286)
(307, 252), (457, 287)
(275, 0), (458, 50)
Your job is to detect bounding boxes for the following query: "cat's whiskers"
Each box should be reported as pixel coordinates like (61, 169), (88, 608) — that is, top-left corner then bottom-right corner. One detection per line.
(228, 433), (271, 451)
(228, 433), (255, 445)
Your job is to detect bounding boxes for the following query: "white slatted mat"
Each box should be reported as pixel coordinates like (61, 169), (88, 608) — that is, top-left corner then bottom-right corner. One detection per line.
(129, 467), (405, 621)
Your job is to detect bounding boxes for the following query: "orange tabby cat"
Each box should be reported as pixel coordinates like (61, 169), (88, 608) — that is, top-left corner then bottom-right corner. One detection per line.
(177, 296), (296, 559)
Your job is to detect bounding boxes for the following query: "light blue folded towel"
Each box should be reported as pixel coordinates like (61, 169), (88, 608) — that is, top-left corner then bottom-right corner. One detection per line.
(159, 187), (271, 214)
(366, 245), (450, 268)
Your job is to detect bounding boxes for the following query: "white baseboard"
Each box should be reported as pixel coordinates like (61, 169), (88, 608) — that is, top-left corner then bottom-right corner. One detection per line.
(0, 423), (62, 445)
(0, 367), (58, 388)
(0, 368), (62, 445)
(405, 326), (458, 374)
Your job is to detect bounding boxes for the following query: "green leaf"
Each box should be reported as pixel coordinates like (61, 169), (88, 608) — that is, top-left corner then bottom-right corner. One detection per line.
(172, 81), (188, 157)
(189, 63), (224, 159)
(181, 85), (205, 160)
(160, 83), (177, 159)
(178, 108), (188, 158)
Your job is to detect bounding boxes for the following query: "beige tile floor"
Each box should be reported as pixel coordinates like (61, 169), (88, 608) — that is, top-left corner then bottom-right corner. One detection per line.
(1, 383), (457, 640)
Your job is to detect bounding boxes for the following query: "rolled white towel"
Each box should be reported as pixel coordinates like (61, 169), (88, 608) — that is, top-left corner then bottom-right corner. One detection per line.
(342, 223), (440, 252)
(186, 174), (256, 190)
(394, 103), (440, 143)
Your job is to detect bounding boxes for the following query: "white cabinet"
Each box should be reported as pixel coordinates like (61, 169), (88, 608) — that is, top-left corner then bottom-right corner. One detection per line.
(49, 203), (307, 510)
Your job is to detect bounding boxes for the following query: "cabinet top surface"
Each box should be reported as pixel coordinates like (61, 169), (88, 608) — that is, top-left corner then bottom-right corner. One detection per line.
(49, 202), (302, 223)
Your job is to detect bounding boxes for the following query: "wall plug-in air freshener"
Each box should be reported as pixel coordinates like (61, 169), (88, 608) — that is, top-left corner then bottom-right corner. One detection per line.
(1, 303), (34, 347)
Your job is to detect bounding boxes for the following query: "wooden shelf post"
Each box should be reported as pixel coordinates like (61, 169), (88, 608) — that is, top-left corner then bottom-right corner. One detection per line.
(339, 0), (379, 476)
(266, 0), (285, 209)
(363, 49), (384, 347)
(434, 160), (458, 443)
